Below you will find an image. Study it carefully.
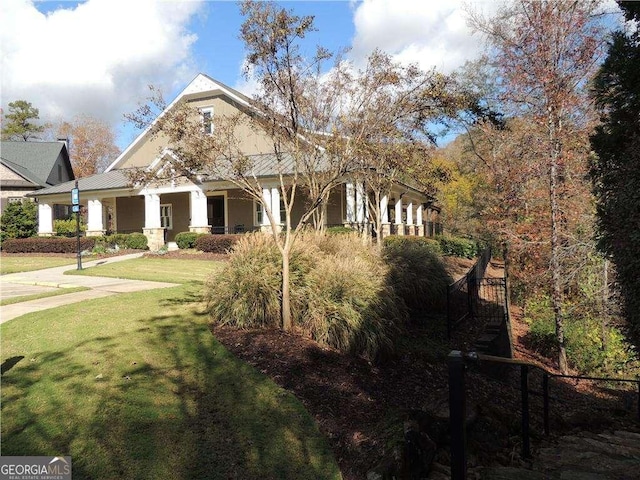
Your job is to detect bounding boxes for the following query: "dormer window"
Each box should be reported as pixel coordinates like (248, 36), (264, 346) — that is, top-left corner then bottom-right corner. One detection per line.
(201, 107), (214, 135)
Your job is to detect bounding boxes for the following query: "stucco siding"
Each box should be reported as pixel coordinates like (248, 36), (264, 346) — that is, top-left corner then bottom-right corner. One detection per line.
(117, 93), (276, 171)
(115, 196), (145, 233)
(226, 189), (254, 231)
(326, 186), (344, 225)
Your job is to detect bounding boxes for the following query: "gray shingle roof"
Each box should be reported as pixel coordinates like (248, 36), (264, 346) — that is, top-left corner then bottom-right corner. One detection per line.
(0, 141), (67, 186)
(30, 169), (133, 197)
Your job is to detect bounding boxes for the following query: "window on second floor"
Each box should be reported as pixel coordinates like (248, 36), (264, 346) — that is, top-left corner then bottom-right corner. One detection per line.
(201, 107), (214, 135)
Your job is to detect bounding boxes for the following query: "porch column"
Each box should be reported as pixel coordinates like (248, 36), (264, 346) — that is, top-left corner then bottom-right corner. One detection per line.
(189, 189), (210, 234)
(143, 193), (164, 250)
(271, 187), (281, 226)
(38, 202), (54, 236)
(86, 198), (105, 236)
(416, 204), (424, 236)
(380, 194), (390, 238)
(394, 196), (404, 236)
(260, 187), (271, 232)
(406, 200), (414, 236)
(355, 182), (366, 223)
(345, 182), (356, 224)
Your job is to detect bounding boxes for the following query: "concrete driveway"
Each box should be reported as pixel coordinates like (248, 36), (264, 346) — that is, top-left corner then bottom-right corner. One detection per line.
(0, 253), (178, 324)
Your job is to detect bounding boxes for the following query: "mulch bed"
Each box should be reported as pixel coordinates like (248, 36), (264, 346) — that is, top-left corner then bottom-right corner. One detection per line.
(212, 324), (452, 479)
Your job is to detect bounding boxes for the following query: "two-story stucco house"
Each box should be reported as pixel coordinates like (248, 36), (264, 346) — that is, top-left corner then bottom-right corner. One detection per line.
(31, 74), (441, 250)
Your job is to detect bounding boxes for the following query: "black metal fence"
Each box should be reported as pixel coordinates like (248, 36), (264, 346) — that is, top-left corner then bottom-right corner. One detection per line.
(446, 247), (494, 338)
(448, 351), (640, 480)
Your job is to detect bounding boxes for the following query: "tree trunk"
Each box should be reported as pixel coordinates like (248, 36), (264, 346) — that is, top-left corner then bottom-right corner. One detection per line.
(549, 117), (568, 374)
(281, 245), (292, 331)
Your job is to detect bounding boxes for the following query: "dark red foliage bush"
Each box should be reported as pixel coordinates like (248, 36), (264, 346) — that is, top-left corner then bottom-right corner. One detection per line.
(194, 234), (240, 253)
(1, 237), (95, 253)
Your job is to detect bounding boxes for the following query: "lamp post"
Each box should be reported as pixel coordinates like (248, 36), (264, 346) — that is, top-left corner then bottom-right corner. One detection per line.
(71, 180), (82, 270)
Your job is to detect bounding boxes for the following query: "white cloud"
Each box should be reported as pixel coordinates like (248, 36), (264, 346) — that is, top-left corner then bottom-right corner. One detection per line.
(0, 0), (203, 135)
(349, 0), (502, 72)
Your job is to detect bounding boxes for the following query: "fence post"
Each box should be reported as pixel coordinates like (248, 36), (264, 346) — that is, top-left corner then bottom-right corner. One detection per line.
(543, 372), (550, 436)
(448, 351), (467, 480)
(447, 287), (452, 340)
(521, 365), (531, 458)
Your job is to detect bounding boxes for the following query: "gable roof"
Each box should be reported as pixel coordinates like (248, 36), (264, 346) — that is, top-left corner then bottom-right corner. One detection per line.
(105, 73), (254, 173)
(0, 141), (70, 187)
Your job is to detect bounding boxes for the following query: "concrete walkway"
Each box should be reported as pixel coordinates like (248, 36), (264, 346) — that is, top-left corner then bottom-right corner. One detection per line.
(0, 253), (178, 324)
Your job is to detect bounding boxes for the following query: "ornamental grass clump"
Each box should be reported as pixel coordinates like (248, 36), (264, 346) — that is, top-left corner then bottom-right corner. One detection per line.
(206, 232), (409, 361)
(383, 236), (452, 312)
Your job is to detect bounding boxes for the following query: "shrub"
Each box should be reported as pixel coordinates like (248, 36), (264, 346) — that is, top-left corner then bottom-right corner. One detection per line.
(0, 200), (37, 242)
(435, 234), (479, 259)
(326, 226), (355, 235)
(1, 236), (95, 253)
(206, 232), (409, 361)
(54, 216), (85, 237)
(175, 232), (203, 249)
(101, 233), (148, 250)
(524, 295), (637, 375)
(383, 236), (451, 312)
(195, 234), (241, 253)
(125, 232), (148, 250)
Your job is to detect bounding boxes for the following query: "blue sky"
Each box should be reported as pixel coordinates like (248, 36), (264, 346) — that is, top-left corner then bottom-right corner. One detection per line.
(0, 0), (620, 151)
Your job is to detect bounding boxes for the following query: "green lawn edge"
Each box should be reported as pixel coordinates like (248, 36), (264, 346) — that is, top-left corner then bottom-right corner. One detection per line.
(0, 286), (89, 306)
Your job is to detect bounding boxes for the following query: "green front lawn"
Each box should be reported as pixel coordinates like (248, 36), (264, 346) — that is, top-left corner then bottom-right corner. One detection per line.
(0, 256), (76, 274)
(1, 285), (340, 479)
(67, 258), (222, 284)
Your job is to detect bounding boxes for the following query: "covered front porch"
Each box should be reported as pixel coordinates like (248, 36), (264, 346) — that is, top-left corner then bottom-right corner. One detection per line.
(33, 176), (442, 251)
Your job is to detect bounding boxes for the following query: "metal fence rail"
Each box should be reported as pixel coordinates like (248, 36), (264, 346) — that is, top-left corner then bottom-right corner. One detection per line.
(446, 247), (494, 338)
(448, 351), (640, 480)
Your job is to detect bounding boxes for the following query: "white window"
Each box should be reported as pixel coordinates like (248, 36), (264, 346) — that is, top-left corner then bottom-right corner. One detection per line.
(255, 201), (263, 225)
(201, 107), (214, 135)
(160, 204), (173, 230)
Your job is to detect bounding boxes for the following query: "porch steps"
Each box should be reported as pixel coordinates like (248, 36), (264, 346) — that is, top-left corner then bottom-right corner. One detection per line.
(167, 242), (179, 251)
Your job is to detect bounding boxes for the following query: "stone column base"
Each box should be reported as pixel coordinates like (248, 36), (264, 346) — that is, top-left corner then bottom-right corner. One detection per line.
(38, 232), (54, 237)
(189, 226), (211, 234)
(86, 230), (106, 237)
(381, 223), (391, 238)
(394, 224), (405, 236)
(417, 224), (425, 237)
(406, 225), (415, 236)
(143, 227), (166, 251)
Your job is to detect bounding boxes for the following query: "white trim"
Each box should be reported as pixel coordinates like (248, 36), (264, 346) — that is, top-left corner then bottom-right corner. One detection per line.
(160, 203), (173, 230)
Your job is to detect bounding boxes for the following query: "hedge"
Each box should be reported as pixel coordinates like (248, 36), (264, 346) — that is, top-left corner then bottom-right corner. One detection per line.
(2, 237), (96, 253)
(175, 232), (205, 249)
(435, 234), (480, 259)
(99, 233), (148, 250)
(195, 234), (241, 253)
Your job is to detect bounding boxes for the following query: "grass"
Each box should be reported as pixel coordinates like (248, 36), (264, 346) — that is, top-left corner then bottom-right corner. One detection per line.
(1, 284), (341, 480)
(0, 287), (89, 306)
(67, 258), (223, 284)
(0, 256), (76, 274)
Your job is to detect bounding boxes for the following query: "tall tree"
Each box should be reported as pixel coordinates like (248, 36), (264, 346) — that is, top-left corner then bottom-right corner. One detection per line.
(590, 2), (640, 341)
(128, 1), (451, 331)
(1, 100), (46, 141)
(57, 115), (120, 177)
(468, 0), (608, 373)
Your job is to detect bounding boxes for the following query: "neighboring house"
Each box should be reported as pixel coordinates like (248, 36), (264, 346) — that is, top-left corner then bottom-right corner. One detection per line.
(0, 140), (74, 216)
(31, 74), (441, 250)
